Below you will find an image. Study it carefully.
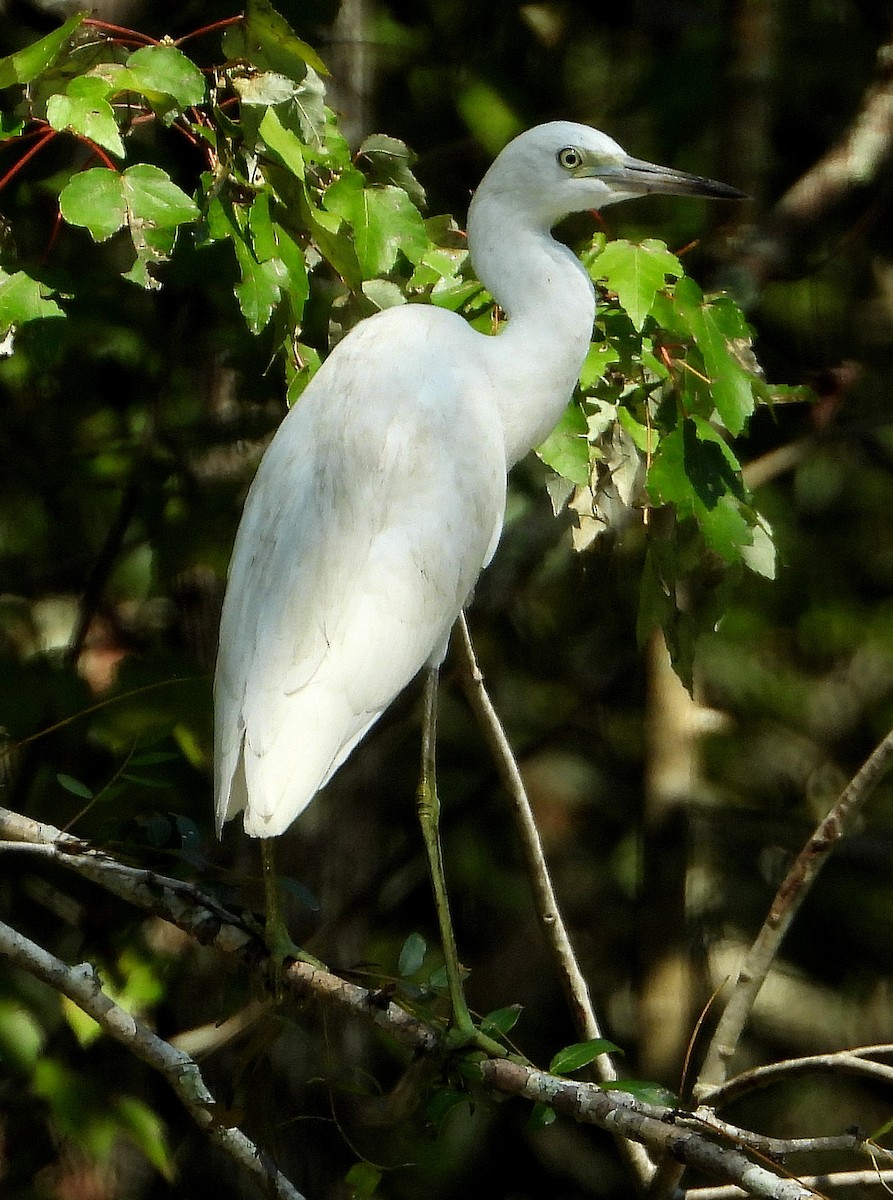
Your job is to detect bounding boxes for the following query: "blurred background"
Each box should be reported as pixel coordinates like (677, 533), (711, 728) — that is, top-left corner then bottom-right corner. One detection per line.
(2, 0), (893, 1197)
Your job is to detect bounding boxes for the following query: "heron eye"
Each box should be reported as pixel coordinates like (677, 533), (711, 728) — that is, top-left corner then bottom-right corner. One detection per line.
(557, 146), (583, 171)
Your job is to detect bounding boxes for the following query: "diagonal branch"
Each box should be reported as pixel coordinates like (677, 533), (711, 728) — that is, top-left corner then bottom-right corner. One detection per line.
(696, 724), (893, 1096)
(452, 613), (656, 1191)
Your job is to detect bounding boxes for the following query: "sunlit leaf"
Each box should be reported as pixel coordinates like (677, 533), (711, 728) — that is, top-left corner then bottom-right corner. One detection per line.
(0, 13), (84, 87)
(123, 44), (205, 109)
(46, 76), (125, 158)
(595, 238), (683, 332)
(537, 402), (589, 486)
(0, 270), (64, 334)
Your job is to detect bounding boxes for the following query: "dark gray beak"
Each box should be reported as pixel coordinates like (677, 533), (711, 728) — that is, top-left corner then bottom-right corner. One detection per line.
(609, 155), (746, 200)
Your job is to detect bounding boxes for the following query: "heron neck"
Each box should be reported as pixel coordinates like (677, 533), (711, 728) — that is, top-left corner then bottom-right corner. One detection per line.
(468, 195), (596, 468)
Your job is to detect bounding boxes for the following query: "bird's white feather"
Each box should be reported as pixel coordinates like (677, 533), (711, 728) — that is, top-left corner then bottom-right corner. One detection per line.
(215, 306), (506, 836)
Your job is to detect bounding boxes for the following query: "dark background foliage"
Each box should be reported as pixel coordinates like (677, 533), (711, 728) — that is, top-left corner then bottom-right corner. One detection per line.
(2, 1), (893, 1197)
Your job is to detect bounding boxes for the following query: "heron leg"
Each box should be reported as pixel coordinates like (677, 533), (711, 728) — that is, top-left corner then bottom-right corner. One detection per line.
(417, 666), (479, 1041)
(260, 838), (326, 994)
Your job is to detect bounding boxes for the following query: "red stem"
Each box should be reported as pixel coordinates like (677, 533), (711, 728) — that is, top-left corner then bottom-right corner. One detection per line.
(82, 19), (159, 46)
(72, 135), (119, 172)
(0, 128), (56, 193)
(174, 15), (244, 47)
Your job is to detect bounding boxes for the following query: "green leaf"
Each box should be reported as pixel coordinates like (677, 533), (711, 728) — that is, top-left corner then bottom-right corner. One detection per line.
(114, 1095), (174, 1180)
(233, 239), (288, 333)
(344, 1161), (382, 1198)
(121, 163), (201, 229)
(241, 0), (329, 78)
(272, 223), (310, 320)
(617, 404), (653, 453)
(59, 165), (199, 243)
(57, 772), (93, 800)
(426, 1088), (471, 1134)
(259, 107), (306, 179)
(0, 13), (85, 88)
(397, 932), (427, 977)
(231, 70), (299, 108)
(549, 1038), (622, 1075)
(325, 179), (428, 278)
(359, 134), (426, 207)
(59, 168), (127, 241)
(674, 277), (756, 435)
(741, 514), (776, 579)
(0, 270), (64, 334)
(595, 239), (683, 332)
(604, 1079), (677, 1106)
(479, 1005), (522, 1037)
(527, 1102), (557, 1130)
(46, 76), (125, 159)
(536, 402), (589, 486)
(122, 44), (206, 109)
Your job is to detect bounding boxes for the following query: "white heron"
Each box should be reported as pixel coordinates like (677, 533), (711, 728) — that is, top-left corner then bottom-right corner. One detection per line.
(214, 121), (742, 1033)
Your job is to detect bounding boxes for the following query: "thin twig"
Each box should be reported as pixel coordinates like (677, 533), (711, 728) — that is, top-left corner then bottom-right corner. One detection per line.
(0, 919), (306, 1200)
(697, 724), (893, 1096)
(452, 613), (656, 1191)
(703, 1047), (893, 1109)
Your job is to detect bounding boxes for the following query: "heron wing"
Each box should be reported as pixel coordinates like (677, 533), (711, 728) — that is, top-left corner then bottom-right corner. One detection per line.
(214, 307), (506, 837)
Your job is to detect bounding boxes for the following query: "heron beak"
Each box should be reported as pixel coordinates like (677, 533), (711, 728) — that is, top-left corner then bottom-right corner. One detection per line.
(590, 155), (746, 200)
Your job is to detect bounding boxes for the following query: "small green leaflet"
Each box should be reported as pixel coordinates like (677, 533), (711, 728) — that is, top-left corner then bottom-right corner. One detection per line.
(594, 239), (683, 332)
(343, 1161), (382, 1198)
(549, 1038), (622, 1075)
(673, 276), (756, 435)
(59, 165), (199, 243)
(122, 45), (205, 110)
(603, 1080), (677, 1106)
(233, 238), (288, 334)
(479, 1005), (522, 1038)
(324, 175), (427, 278)
(537, 402), (589, 486)
(259, 108), (306, 179)
(240, 0), (329, 78)
(397, 932), (427, 977)
(57, 773), (93, 800)
(87, 45), (206, 121)
(0, 270), (64, 335)
(47, 77), (125, 159)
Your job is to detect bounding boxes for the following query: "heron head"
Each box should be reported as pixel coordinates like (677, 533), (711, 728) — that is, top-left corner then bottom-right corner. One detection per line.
(479, 122), (744, 229)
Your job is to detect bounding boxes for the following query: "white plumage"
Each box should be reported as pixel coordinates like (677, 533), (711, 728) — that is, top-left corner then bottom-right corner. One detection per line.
(214, 122), (741, 838)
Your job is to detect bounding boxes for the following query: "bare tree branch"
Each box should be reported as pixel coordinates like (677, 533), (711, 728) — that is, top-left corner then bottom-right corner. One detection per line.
(2, 798), (880, 1200)
(697, 722), (893, 1095)
(0, 918), (306, 1200)
(452, 615), (613, 1060)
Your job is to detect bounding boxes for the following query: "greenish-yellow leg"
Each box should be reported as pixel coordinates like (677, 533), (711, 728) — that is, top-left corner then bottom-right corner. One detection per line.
(260, 838), (326, 987)
(418, 669), (506, 1057)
